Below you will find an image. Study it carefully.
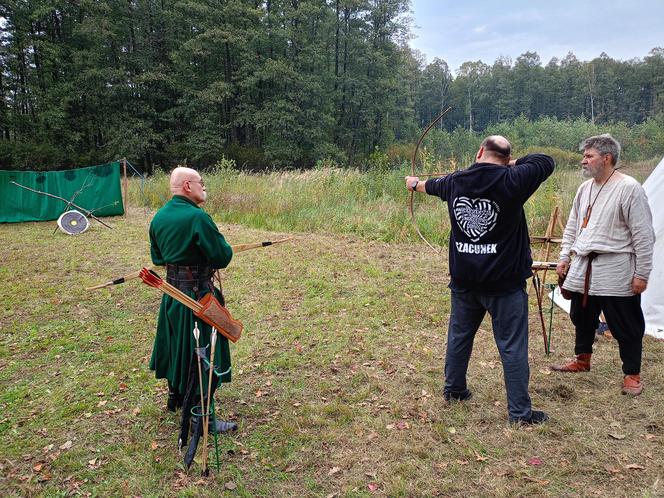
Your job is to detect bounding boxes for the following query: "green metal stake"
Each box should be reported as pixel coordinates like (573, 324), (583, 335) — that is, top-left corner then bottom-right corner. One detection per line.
(200, 359), (232, 473)
(547, 284), (556, 353)
(210, 398), (220, 472)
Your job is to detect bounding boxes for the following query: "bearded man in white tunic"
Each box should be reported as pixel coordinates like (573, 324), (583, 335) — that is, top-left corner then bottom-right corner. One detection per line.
(553, 134), (655, 396)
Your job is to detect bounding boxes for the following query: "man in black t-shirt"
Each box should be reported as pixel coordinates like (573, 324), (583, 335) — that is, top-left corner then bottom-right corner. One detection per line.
(406, 135), (554, 424)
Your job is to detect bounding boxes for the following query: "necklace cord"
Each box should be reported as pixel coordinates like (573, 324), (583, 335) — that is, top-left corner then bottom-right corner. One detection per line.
(582, 168), (617, 228)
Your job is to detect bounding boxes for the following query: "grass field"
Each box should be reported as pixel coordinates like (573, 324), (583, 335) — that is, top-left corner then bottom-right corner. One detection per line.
(1, 161), (663, 497)
(129, 158), (659, 248)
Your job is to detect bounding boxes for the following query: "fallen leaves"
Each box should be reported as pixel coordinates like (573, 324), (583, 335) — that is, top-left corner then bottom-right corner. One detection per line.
(385, 421), (409, 430)
(527, 457), (543, 466)
(59, 440), (73, 451)
(625, 463), (645, 470)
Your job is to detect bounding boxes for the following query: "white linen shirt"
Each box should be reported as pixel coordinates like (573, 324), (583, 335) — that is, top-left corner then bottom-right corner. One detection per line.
(560, 173), (655, 296)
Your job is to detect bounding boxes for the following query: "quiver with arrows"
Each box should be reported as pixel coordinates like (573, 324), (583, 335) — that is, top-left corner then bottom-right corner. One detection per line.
(139, 268), (243, 342)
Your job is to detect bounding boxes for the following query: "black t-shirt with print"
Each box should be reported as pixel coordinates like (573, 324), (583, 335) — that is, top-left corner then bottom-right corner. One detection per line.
(425, 154), (555, 292)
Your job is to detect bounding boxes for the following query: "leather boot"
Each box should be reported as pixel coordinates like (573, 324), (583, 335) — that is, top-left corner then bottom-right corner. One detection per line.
(209, 418), (238, 433)
(167, 385), (183, 412)
(622, 374), (643, 396)
(184, 413), (203, 468)
(551, 353), (591, 372)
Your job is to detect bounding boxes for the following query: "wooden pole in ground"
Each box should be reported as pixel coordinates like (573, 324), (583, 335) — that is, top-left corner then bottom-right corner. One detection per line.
(193, 323), (206, 472)
(122, 158), (128, 217)
(539, 206), (559, 286)
(203, 329), (217, 476)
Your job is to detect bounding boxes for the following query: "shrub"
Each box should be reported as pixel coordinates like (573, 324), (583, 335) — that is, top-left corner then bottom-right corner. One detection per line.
(519, 146), (581, 168)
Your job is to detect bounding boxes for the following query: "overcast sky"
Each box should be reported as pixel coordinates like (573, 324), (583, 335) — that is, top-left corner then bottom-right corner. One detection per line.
(409, 0), (664, 73)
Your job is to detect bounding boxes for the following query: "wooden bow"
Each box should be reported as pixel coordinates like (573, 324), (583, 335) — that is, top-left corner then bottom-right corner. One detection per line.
(409, 107), (452, 252)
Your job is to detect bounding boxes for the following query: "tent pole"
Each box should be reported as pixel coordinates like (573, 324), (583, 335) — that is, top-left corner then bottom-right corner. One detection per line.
(122, 158), (128, 217)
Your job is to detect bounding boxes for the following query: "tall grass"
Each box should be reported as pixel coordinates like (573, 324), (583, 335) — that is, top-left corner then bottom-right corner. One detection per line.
(129, 157), (660, 248)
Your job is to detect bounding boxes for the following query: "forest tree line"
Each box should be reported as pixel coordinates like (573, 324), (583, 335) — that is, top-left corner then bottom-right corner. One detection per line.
(1, 0), (663, 172)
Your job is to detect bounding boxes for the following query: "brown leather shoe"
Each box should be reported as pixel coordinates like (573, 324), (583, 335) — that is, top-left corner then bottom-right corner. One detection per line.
(622, 374), (643, 396)
(551, 353), (591, 372)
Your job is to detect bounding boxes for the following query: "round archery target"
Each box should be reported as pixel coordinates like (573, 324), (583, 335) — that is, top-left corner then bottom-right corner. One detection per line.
(57, 210), (89, 235)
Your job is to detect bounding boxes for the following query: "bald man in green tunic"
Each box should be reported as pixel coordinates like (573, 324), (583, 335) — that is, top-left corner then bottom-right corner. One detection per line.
(149, 166), (236, 432)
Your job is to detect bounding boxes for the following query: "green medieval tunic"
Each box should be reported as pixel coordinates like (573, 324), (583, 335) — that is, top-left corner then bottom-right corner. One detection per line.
(148, 195), (233, 394)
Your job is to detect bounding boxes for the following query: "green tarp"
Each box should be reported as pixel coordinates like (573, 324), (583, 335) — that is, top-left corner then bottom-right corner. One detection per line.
(0, 162), (124, 223)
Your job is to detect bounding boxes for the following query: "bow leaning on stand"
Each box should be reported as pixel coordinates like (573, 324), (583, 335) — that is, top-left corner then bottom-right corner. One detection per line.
(409, 107), (452, 252)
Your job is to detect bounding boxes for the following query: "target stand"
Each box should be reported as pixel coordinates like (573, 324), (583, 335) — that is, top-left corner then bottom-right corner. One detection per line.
(57, 210), (90, 235)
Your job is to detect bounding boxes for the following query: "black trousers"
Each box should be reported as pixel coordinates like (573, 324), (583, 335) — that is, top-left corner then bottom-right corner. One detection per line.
(569, 292), (645, 375)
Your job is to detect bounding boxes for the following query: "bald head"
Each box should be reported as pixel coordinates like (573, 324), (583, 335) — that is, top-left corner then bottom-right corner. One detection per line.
(170, 166), (207, 204)
(478, 135), (512, 165)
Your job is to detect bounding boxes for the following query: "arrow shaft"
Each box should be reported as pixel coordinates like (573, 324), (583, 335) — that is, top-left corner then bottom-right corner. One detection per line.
(86, 238), (294, 290)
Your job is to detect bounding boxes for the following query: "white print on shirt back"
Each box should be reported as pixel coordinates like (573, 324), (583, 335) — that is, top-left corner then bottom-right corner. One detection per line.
(452, 196), (499, 242)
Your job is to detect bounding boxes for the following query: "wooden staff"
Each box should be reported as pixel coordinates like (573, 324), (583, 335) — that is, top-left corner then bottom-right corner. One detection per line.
(202, 329), (217, 476)
(231, 236), (294, 253)
(86, 237), (295, 291)
(193, 322), (207, 473)
(86, 269), (144, 291)
(539, 206), (560, 286)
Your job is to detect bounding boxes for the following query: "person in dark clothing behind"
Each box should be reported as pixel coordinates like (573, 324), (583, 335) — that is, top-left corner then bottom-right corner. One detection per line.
(405, 136), (555, 425)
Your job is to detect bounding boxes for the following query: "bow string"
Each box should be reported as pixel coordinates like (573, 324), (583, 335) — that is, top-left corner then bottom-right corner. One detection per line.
(409, 106), (452, 252)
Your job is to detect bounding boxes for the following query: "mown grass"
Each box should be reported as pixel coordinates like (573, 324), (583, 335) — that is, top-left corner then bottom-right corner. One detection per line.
(1, 159), (662, 497)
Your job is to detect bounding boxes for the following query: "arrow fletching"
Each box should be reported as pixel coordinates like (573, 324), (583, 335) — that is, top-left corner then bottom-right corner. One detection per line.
(193, 321), (200, 343)
(139, 267), (163, 288)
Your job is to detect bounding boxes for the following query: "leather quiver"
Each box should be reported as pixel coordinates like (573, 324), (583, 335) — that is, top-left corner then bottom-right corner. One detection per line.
(195, 293), (243, 343)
